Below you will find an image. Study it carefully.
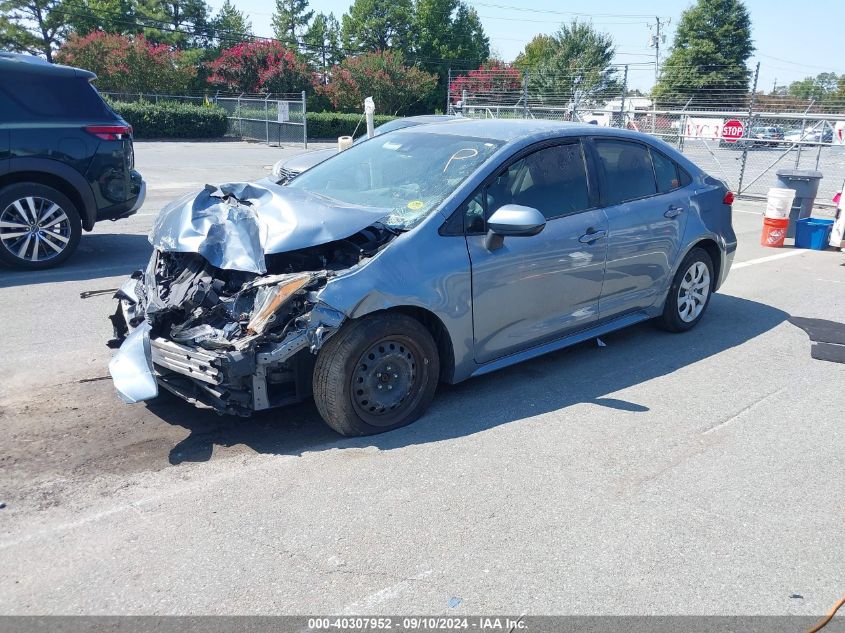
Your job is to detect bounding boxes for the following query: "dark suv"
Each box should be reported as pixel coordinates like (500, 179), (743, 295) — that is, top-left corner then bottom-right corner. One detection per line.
(0, 52), (145, 270)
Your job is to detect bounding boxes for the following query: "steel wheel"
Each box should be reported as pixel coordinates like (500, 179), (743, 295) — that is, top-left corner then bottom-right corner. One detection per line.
(351, 337), (422, 426)
(0, 195), (72, 263)
(677, 261), (711, 323)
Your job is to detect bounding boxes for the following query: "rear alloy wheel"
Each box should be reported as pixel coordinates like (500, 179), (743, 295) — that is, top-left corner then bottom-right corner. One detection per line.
(313, 313), (440, 436)
(658, 247), (714, 332)
(0, 183), (81, 270)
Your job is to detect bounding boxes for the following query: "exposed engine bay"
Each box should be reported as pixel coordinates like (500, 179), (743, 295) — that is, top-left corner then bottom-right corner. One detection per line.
(108, 180), (399, 415)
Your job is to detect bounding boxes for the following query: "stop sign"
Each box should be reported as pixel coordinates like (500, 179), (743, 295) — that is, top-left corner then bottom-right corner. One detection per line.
(722, 119), (745, 143)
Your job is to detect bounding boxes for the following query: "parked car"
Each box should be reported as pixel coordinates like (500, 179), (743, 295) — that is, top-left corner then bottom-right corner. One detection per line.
(719, 125), (783, 149)
(109, 120), (736, 436)
(270, 115), (459, 183)
(747, 126), (784, 147)
(0, 52), (145, 270)
(784, 126), (833, 144)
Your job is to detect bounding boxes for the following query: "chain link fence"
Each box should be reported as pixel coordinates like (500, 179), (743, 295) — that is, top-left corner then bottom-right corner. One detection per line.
(447, 64), (845, 206)
(101, 90), (308, 147)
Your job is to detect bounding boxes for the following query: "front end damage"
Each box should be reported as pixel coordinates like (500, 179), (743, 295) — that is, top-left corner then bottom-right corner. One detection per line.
(108, 181), (397, 415)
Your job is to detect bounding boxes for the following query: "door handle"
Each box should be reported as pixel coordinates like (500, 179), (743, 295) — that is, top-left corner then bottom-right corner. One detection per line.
(664, 206), (684, 219)
(578, 229), (607, 244)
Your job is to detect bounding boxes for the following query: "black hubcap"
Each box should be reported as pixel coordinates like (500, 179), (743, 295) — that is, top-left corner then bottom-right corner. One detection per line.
(352, 338), (419, 423)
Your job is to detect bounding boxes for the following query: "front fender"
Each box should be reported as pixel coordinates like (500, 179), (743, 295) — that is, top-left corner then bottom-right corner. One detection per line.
(315, 228), (473, 383)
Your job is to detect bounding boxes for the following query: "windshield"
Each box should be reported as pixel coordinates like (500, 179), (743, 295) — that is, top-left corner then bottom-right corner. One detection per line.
(287, 131), (503, 230)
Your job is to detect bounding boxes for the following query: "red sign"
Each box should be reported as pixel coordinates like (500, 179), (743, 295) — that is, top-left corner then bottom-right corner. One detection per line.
(722, 119), (745, 143)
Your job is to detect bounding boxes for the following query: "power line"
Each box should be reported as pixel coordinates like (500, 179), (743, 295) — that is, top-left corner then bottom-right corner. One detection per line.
(467, 1), (671, 20)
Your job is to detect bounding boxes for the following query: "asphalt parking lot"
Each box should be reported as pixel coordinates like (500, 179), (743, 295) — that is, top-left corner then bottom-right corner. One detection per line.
(0, 141), (843, 615)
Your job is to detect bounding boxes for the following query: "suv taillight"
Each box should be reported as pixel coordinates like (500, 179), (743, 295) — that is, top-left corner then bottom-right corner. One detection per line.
(84, 125), (132, 140)
(723, 191), (735, 205)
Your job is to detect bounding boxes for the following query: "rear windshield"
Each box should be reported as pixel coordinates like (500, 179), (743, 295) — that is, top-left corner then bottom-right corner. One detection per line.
(0, 75), (115, 122)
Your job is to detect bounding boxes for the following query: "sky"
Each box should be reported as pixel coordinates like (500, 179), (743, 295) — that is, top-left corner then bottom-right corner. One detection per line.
(209, 0), (843, 92)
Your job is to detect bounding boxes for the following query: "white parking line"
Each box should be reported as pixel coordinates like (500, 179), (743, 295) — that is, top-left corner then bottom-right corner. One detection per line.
(732, 250), (806, 269)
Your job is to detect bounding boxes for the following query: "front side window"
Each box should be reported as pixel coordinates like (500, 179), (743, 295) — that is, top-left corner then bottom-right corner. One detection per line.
(288, 130), (502, 230)
(594, 139), (657, 206)
(476, 142), (590, 226)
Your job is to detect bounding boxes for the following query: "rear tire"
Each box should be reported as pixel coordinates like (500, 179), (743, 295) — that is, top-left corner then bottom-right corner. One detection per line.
(658, 247), (714, 333)
(0, 183), (82, 270)
(312, 313), (440, 436)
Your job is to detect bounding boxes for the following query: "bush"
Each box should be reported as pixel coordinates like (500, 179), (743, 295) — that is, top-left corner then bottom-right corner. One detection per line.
(109, 101), (229, 139)
(316, 51), (438, 116)
(306, 112), (397, 139)
(56, 33), (196, 94)
(208, 41), (313, 94)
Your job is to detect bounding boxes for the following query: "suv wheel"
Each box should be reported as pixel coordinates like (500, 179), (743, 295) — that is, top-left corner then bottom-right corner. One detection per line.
(0, 183), (82, 270)
(313, 313), (440, 436)
(658, 247), (714, 332)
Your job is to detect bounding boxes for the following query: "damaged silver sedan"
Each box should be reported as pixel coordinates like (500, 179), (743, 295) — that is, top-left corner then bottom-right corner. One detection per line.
(109, 120), (736, 436)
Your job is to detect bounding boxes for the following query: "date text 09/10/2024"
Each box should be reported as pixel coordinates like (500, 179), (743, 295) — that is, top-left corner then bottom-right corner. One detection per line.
(306, 617), (527, 631)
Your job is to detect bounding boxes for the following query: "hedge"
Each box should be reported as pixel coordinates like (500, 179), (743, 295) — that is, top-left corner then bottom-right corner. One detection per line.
(108, 100), (229, 139)
(306, 112), (397, 139)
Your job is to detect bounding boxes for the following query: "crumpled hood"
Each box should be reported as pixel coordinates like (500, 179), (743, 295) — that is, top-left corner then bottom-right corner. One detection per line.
(149, 181), (391, 274)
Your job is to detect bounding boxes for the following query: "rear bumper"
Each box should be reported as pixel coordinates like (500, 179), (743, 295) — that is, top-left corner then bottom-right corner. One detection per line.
(95, 172), (145, 222)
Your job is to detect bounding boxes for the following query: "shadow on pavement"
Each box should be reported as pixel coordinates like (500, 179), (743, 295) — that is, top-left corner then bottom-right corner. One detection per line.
(0, 233), (151, 289)
(145, 293), (790, 465)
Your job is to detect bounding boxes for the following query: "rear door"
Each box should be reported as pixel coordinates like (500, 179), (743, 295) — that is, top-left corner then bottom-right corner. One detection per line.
(588, 137), (690, 319)
(465, 140), (609, 364)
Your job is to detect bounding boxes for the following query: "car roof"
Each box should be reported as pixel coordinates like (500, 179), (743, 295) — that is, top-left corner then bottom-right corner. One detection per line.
(403, 114), (461, 124)
(390, 117), (703, 175)
(395, 117), (665, 144)
(0, 52), (96, 80)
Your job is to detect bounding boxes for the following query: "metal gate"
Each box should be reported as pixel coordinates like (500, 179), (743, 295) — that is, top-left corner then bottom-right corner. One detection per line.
(216, 92), (308, 147)
(447, 65), (845, 206)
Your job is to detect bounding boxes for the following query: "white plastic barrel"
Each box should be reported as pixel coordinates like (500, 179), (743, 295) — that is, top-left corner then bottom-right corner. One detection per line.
(765, 187), (796, 219)
(830, 190), (844, 248)
(338, 136), (353, 152)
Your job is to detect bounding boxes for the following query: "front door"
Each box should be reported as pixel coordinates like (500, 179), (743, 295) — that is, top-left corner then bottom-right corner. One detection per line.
(466, 141), (609, 364)
(589, 138), (690, 318)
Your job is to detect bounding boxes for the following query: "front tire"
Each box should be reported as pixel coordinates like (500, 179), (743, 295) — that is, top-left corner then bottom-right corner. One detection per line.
(312, 313), (440, 436)
(0, 183), (82, 270)
(658, 247), (714, 332)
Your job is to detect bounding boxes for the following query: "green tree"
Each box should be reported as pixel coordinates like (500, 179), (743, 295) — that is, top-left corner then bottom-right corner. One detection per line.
(527, 21), (620, 107)
(341, 0), (413, 53)
(652, 0), (754, 108)
(63, 0), (138, 37)
(272, 0), (313, 49)
(413, 0), (489, 112)
(136, 0), (211, 48)
(210, 0), (252, 48)
(0, 0), (66, 61)
(304, 12), (342, 83)
(787, 72), (840, 102)
(513, 34), (557, 72)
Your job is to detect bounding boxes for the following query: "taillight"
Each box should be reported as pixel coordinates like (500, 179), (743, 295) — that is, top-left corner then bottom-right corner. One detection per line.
(723, 191), (735, 205)
(84, 125), (132, 140)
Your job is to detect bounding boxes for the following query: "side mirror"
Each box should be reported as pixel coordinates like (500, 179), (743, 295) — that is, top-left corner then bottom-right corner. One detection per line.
(485, 204), (546, 250)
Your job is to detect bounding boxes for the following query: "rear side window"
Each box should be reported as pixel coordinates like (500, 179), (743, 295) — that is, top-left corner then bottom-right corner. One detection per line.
(651, 149), (680, 193)
(0, 75), (114, 122)
(593, 139), (657, 206)
(650, 148), (693, 193)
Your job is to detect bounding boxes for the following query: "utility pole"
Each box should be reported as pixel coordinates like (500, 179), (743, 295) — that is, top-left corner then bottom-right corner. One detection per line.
(648, 17), (668, 83)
